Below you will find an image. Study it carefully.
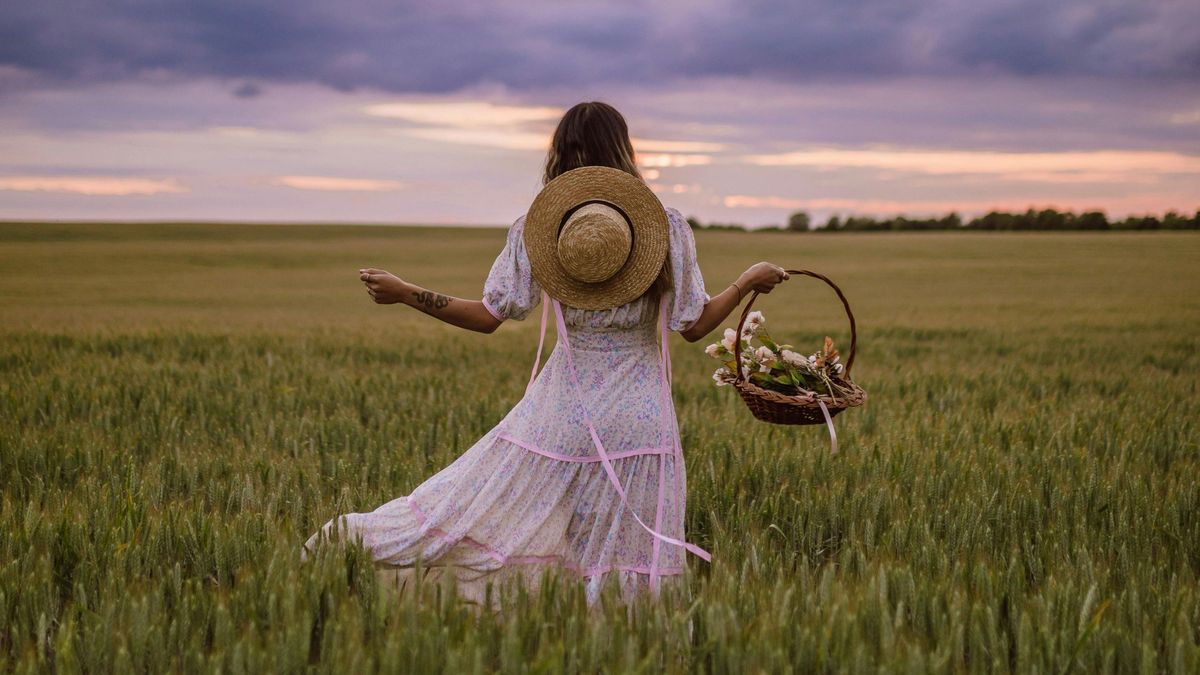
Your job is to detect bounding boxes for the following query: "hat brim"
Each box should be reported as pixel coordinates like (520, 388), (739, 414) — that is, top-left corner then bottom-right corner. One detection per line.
(524, 166), (669, 311)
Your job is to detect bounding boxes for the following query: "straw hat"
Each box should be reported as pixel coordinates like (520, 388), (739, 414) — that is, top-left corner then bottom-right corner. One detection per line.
(524, 166), (669, 310)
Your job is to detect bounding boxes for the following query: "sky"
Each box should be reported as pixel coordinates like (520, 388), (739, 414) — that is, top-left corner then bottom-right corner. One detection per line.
(1, 0), (1198, 227)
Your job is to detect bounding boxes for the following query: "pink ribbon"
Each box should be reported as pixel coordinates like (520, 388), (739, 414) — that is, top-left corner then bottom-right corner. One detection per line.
(544, 296), (712, 564)
(818, 400), (838, 455)
(525, 297), (550, 394)
(511, 291), (712, 592)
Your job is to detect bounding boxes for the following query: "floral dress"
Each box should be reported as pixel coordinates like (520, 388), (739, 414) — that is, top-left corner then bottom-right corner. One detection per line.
(304, 206), (712, 606)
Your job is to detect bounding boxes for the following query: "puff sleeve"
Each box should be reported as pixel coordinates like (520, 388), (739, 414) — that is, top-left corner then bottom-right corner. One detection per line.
(481, 215), (542, 322)
(665, 207), (710, 331)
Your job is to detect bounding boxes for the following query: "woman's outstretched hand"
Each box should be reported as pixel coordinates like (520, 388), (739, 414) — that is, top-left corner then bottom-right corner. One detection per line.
(360, 268), (408, 304)
(357, 268), (501, 333)
(737, 262), (790, 296)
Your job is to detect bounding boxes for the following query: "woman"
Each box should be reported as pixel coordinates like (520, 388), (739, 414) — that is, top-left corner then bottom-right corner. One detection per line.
(303, 101), (789, 607)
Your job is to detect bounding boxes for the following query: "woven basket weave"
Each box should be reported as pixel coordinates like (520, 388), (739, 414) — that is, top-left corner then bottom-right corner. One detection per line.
(732, 269), (867, 425)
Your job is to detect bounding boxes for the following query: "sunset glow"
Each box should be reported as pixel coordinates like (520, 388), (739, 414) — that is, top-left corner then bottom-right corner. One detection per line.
(741, 148), (1200, 183)
(1, 1), (1196, 224)
(272, 176), (407, 192)
(0, 177), (187, 196)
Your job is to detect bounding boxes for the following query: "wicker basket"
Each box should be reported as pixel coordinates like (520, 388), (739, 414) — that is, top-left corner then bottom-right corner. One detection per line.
(732, 269), (867, 425)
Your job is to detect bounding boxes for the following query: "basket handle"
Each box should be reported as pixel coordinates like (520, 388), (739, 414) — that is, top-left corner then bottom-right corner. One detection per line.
(733, 269), (857, 383)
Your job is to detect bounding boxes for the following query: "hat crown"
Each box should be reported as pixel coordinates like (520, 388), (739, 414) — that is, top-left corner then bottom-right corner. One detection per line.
(556, 203), (631, 284)
(522, 165), (668, 311)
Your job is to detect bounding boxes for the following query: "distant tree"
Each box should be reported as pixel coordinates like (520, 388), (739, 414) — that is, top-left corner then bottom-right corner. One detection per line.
(1160, 211), (1193, 230)
(687, 206), (1188, 233)
(1114, 215), (1161, 230)
(787, 211), (811, 231)
(1015, 208), (1038, 230)
(1035, 208), (1067, 231)
(844, 216), (882, 231)
(1076, 211), (1109, 230)
(699, 220), (748, 231)
(968, 211), (1016, 230)
(686, 216), (702, 229)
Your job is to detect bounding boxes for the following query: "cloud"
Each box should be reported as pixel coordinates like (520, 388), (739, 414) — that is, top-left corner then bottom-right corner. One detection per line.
(1, 1), (1196, 95)
(365, 100), (557, 150)
(399, 127), (547, 151)
(232, 82), (263, 98)
(272, 175), (406, 191)
(631, 138), (725, 153)
(720, 194), (1191, 218)
(0, 176), (186, 195)
(723, 195), (1003, 212)
(362, 98), (729, 155)
(638, 153), (713, 168)
(1170, 109), (1200, 125)
(741, 147), (1200, 183)
(649, 182), (702, 195)
(1, 77), (1195, 224)
(364, 101), (562, 127)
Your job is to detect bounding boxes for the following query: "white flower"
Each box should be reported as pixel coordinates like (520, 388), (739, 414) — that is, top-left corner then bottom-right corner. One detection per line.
(781, 349), (805, 367)
(755, 345), (776, 364)
(721, 328), (738, 352)
(745, 310), (765, 330)
(712, 367), (732, 386)
(832, 362), (845, 375)
(704, 343), (721, 358)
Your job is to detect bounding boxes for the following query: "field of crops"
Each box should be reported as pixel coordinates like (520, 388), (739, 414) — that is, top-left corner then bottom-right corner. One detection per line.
(1, 221), (1197, 673)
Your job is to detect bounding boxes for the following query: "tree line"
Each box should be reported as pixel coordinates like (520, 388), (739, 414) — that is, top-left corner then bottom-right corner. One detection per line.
(686, 208), (1200, 232)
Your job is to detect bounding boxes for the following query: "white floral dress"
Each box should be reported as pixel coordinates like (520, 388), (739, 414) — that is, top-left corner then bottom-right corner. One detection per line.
(304, 207), (712, 606)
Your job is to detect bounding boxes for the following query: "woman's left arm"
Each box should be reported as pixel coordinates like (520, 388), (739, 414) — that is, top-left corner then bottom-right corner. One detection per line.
(360, 268), (503, 334)
(679, 261), (790, 342)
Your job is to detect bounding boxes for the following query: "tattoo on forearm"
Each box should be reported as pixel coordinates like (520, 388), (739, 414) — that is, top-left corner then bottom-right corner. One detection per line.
(412, 290), (452, 311)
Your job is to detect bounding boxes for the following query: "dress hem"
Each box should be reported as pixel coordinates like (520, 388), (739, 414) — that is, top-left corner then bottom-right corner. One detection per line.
(406, 496), (684, 579)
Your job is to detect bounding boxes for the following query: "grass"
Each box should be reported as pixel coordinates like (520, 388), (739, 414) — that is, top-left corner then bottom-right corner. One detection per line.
(1, 222), (1197, 673)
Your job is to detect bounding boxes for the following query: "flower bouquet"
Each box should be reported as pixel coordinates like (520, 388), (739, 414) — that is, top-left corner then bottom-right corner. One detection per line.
(708, 268), (866, 428)
(706, 311), (858, 402)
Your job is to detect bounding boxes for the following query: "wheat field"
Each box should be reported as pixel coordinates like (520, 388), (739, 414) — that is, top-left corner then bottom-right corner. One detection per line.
(1, 222), (1197, 673)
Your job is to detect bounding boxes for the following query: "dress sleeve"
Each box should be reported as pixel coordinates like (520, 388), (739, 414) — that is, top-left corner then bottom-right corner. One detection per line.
(481, 215), (541, 321)
(665, 207), (710, 332)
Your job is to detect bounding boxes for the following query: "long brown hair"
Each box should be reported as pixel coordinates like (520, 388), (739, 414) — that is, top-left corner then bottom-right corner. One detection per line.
(542, 101), (670, 300)
(543, 102), (641, 185)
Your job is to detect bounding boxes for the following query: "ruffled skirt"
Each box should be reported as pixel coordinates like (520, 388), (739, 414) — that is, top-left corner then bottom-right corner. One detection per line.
(303, 312), (702, 607)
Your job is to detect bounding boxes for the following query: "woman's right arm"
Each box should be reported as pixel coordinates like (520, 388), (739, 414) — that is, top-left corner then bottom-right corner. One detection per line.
(359, 268), (503, 334)
(679, 262), (789, 342)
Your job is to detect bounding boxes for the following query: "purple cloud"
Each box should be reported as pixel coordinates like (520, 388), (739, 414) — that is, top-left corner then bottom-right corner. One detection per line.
(1, 1), (1197, 95)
